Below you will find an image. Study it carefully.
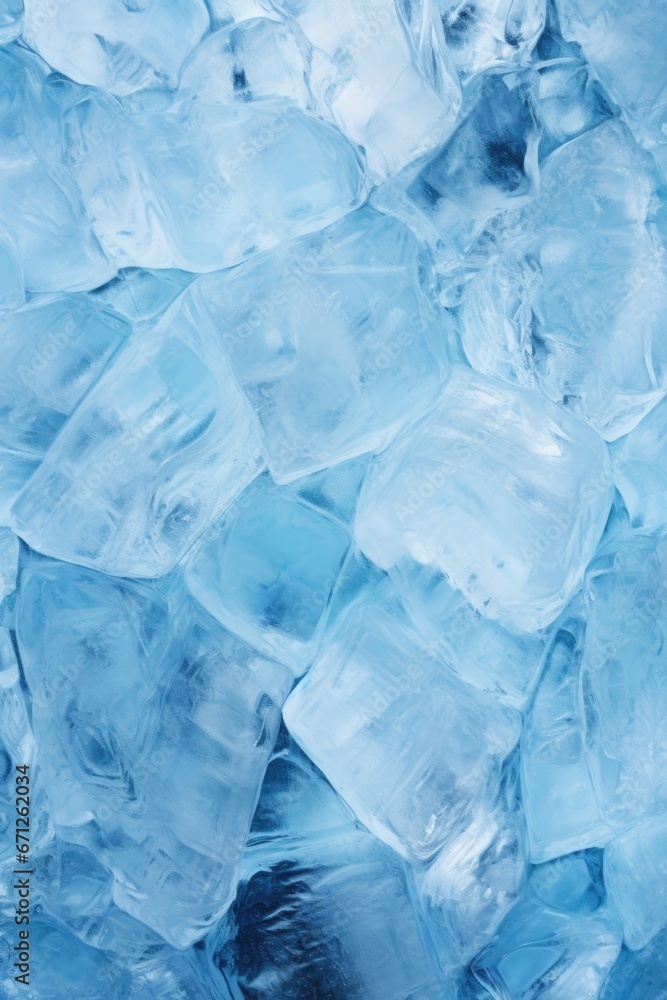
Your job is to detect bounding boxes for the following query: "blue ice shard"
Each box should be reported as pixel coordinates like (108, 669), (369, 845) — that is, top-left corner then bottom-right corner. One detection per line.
(200, 207), (449, 481)
(65, 88), (365, 272)
(283, 598), (520, 863)
(415, 750), (528, 973)
(557, 0), (667, 176)
(0, 47), (115, 293)
(269, 0), (461, 180)
(614, 396), (667, 531)
(16, 557), (291, 947)
(355, 365), (613, 632)
(0, 294), (130, 523)
(522, 531), (667, 862)
(0, 0), (23, 43)
(23, 0), (210, 95)
(185, 475), (351, 675)
(179, 17), (312, 109)
(11, 287), (262, 578)
(605, 814), (667, 952)
(439, 0), (546, 76)
(390, 557), (549, 709)
(473, 853), (622, 999)
(461, 121), (667, 440)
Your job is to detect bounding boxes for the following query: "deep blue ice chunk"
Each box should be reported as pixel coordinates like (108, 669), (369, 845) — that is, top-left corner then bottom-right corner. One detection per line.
(65, 88), (365, 272)
(0, 294), (130, 524)
(614, 396), (667, 531)
(374, 69), (540, 256)
(16, 558), (291, 947)
(461, 120), (667, 440)
(185, 475), (351, 675)
(283, 599), (520, 863)
(179, 17), (312, 109)
(200, 207), (449, 481)
(269, 0), (461, 180)
(0, 0), (23, 43)
(416, 750), (528, 973)
(473, 853), (622, 999)
(522, 532), (667, 862)
(605, 814), (667, 952)
(600, 930), (667, 1000)
(557, 0), (667, 176)
(0, 47), (115, 293)
(11, 287), (263, 578)
(355, 365), (613, 632)
(439, 0), (546, 75)
(23, 0), (210, 95)
(390, 558), (548, 708)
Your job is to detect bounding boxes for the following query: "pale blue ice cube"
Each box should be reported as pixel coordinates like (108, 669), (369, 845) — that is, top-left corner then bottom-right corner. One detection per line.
(461, 120), (667, 440)
(65, 88), (365, 272)
(355, 365), (613, 632)
(600, 931), (667, 1000)
(614, 396), (667, 531)
(439, 0), (546, 76)
(0, 294), (130, 523)
(0, 234), (23, 312)
(605, 814), (667, 951)
(0, 0), (23, 43)
(284, 598), (520, 863)
(11, 287), (263, 578)
(16, 557), (291, 947)
(23, 0), (210, 95)
(200, 207), (449, 482)
(0, 532), (18, 605)
(185, 475), (351, 675)
(473, 853), (622, 999)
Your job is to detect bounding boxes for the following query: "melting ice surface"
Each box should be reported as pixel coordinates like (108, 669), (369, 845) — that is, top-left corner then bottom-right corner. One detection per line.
(1, 1), (667, 998)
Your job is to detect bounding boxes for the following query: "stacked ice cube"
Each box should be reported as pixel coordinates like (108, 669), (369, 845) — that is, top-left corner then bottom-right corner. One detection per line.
(1, 0), (667, 997)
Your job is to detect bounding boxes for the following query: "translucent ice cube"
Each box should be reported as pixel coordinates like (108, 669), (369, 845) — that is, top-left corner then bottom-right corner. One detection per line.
(16, 558), (291, 948)
(0, 294), (130, 523)
(23, 0), (210, 95)
(200, 207), (449, 481)
(0, 531), (18, 605)
(65, 89), (365, 272)
(355, 365), (613, 632)
(461, 120), (667, 440)
(11, 287), (263, 578)
(605, 814), (667, 951)
(614, 396), (667, 531)
(0, 234), (23, 312)
(439, 0), (546, 76)
(0, 0), (23, 43)
(185, 475), (351, 674)
(283, 599), (520, 863)
(600, 930), (667, 1000)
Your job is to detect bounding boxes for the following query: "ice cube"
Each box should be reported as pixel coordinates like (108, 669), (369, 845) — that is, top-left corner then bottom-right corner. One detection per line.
(185, 475), (351, 675)
(15, 557), (291, 947)
(65, 88), (366, 272)
(460, 120), (667, 441)
(11, 286), (263, 578)
(614, 396), (667, 532)
(0, 0), (23, 42)
(600, 930), (667, 1000)
(23, 0), (210, 95)
(605, 814), (667, 951)
(283, 598), (520, 863)
(0, 532), (18, 605)
(200, 207), (449, 481)
(355, 365), (613, 632)
(0, 234), (23, 312)
(439, 0), (546, 76)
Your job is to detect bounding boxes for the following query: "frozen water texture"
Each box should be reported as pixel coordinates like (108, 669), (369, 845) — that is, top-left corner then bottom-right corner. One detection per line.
(11, 287), (263, 578)
(179, 17), (312, 109)
(439, 0), (546, 75)
(390, 558), (548, 708)
(65, 88), (365, 272)
(270, 0), (461, 180)
(0, 234), (23, 312)
(186, 475), (351, 675)
(0, 0), (23, 43)
(16, 557), (291, 947)
(200, 207), (448, 481)
(23, 0), (210, 95)
(0, 47), (115, 293)
(473, 853), (622, 999)
(614, 395), (667, 531)
(0, 530), (18, 604)
(522, 531), (667, 862)
(600, 930), (667, 1000)
(558, 0), (667, 175)
(0, 294), (130, 523)
(356, 365), (613, 632)
(416, 750), (527, 972)
(605, 814), (667, 952)
(461, 121), (667, 440)
(284, 599), (520, 863)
